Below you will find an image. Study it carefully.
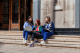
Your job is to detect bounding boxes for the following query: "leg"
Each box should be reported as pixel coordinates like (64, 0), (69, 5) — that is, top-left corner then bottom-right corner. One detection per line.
(23, 30), (25, 42)
(24, 31), (31, 43)
(28, 33), (35, 47)
(23, 30), (25, 38)
(28, 33), (43, 47)
(43, 31), (54, 41)
(35, 34), (43, 39)
(25, 31), (29, 40)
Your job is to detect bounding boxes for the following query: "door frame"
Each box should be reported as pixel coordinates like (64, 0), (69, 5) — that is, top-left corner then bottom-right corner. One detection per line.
(9, 0), (20, 31)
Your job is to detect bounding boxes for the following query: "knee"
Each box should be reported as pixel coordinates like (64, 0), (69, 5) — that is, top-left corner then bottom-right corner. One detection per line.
(44, 32), (48, 36)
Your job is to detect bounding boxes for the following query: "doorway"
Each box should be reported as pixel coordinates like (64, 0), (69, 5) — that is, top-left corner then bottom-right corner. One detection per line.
(0, 0), (9, 30)
(20, 0), (33, 30)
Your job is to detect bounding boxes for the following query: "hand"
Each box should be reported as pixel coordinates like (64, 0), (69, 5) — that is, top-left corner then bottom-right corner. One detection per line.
(46, 29), (49, 30)
(33, 30), (36, 32)
(41, 24), (43, 26)
(24, 28), (26, 30)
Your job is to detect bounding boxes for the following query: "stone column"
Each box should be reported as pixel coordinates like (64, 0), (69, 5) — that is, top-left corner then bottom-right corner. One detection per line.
(75, 0), (80, 28)
(33, 0), (40, 23)
(40, 0), (54, 25)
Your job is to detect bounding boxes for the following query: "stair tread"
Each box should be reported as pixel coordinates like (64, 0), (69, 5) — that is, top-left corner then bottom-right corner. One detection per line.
(0, 34), (80, 38)
(1, 41), (80, 48)
(0, 37), (23, 40)
(27, 43), (80, 48)
(1, 37), (80, 42)
(0, 34), (23, 35)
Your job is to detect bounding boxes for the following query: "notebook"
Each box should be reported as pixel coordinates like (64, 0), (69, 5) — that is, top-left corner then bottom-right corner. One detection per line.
(26, 26), (32, 31)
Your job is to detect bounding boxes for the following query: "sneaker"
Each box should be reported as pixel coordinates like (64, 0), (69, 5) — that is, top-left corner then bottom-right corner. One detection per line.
(23, 38), (25, 43)
(28, 44), (34, 47)
(41, 41), (45, 44)
(24, 40), (27, 43)
(34, 41), (39, 43)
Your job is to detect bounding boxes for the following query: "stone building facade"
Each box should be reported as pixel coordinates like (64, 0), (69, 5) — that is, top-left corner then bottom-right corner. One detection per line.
(34, 0), (80, 35)
(0, 0), (80, 35)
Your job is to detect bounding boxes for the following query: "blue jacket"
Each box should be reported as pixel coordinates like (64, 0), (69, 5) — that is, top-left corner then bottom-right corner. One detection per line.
(43, 22), (54, 31)
(41, 22), (54, 35)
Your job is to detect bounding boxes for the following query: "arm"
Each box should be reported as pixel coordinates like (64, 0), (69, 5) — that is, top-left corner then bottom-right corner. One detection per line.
(42, 25), (45, 28)
(31, 25), (35, 30)
(23, 22), (28, 30)
(49, 22), (54, 30)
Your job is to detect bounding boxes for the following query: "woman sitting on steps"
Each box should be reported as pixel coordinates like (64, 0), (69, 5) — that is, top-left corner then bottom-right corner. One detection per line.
(28, 16), (54, 47)
(23, 16), (34, 43)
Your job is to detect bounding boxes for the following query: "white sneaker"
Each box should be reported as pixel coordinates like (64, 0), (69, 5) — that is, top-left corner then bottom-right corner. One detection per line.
(24, 40), (27, 43)
(41, 41), (45, 44)
(23, 38), (25, 43)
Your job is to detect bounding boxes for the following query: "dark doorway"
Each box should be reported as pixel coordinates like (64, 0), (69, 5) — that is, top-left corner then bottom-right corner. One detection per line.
(0, 0), (9, 30)
(20, 0), (32, 30)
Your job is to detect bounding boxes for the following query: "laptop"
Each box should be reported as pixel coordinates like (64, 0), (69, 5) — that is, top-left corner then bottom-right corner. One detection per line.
(26, 26), (32, 31)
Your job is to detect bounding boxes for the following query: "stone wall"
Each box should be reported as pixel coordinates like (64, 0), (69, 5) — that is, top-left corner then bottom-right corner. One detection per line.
(40, 0), (54, 25)
(40, 0), (75, 28)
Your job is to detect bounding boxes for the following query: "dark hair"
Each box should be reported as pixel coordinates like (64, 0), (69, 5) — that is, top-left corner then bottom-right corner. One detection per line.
(45, 16), (51, 22)
(27, 16), (33, 25)
(35, 19), (40, 26)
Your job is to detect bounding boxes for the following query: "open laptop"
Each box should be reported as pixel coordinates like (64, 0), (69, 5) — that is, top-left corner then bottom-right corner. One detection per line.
(26, 26), (32, 31)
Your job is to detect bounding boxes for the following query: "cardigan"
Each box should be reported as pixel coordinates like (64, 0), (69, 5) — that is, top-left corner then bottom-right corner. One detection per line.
(33, 25), (42, 34)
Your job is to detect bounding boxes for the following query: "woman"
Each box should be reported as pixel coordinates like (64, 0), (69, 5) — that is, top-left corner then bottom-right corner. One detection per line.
(23, 16), (34, 43)
(28, 19), (43, 47)
(41, 16), (54, 44)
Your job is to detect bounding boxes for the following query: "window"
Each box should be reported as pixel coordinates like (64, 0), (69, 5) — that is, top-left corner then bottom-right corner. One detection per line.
(12, 0), (19, 23)
(3, 0), (9, 24)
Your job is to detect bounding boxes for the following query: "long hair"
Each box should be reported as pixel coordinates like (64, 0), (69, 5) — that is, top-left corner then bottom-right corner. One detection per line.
(45, 16), (51, 23)
(35, 19), (40, 26)
(27, 16), (33, 25)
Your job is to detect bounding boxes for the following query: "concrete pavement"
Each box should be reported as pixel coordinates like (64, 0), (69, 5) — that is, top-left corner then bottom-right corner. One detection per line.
(0, 44), (80, 53)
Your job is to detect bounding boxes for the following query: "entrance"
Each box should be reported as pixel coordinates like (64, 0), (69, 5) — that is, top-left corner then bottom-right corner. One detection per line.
(0, 0), (33, 31)
(10, 0), (33, 31)
(20, 0), (33, 30)
(0, 0), (9, 30)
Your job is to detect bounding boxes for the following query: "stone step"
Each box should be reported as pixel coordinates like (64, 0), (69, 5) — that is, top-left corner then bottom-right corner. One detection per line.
(0, 34), (23, 38)
(0, 35), (80, 40)
(1, 41), (80, 49)
(36, 43), (80, 49)
(1, 37), (80, 42)
(0, 31), (23, 34)
(1, 34), (80, 39)
(0, 37), (23, 40)
(27, 43), (80, 49)
(51, 35), (80, 38)
(0, 41), (24, 45)
(1, 37), (80, 45)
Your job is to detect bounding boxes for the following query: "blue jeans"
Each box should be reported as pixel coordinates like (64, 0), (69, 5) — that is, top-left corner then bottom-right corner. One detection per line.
(23, 30), (32, 40)
(41, 29), (54, 41)
(43, 31), (54, 41)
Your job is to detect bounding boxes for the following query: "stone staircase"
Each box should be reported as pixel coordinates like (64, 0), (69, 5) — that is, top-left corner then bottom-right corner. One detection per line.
(0, 31), (80, 48)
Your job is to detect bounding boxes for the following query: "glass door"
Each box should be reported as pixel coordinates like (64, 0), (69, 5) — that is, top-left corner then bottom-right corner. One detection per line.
(11, 0), (20, 30)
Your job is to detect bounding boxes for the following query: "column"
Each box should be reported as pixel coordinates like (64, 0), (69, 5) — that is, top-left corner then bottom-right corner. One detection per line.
(75, 0), (80, 28)
(33, 0), (40, 23)
(40, 0), (54, 25)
